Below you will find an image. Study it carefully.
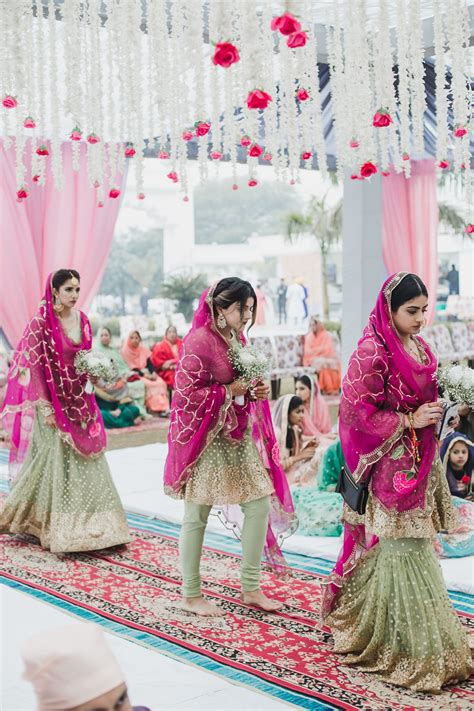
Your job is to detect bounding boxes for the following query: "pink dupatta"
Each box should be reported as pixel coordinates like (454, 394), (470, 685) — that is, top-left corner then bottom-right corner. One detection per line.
(164, 287), (296, 574)
(1, 274), (106, 481)
(322, 273), (438, 615)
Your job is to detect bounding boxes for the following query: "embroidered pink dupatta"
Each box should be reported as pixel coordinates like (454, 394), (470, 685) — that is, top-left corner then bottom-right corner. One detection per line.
(1, 274), (106, 481)
(164, 287), (296, 574)
(322, 273), (438, 615)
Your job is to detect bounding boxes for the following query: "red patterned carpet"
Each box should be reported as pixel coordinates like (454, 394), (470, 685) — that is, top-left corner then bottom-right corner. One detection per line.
(1, 521), (473, 710)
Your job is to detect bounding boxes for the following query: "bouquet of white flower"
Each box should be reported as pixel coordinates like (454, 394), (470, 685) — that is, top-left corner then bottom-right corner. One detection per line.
(74, 350), (118, 393)
(229, 344), (270, 405)
(438, 364), (474, 408)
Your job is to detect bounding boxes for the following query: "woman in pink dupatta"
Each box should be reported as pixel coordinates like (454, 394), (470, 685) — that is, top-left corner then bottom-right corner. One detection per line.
(121, 331), (169, 414)
(0, 270), (130, 552)
(321, 273), (472, 691)
(164, 278), (296, 616)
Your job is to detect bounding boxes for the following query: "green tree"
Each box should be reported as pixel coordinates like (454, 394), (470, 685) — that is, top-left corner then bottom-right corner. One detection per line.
(160, 273), (208, 322)
(286, 195), (342, 320)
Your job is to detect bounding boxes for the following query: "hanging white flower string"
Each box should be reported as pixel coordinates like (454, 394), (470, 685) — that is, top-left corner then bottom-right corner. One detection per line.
(407, 0), (426, 157)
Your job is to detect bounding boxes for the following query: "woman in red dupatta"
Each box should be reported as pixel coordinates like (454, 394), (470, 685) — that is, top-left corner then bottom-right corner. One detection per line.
(0, 270), (130, 552)
(150, 326), (182, 391)
(164, 278), (296, 616)
(321, 273), (472, 691)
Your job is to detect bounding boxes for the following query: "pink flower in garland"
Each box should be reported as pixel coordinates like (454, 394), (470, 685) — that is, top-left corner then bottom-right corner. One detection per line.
(465, 223), (474, 234)
(109, 187), (121, 198)
(210, 151), (222, 160)
(36, 144), (49, 156)
(301, 151), (312, 161)
(97, 201), (104, 208)
(70, 127), (82, 141)
(2, 95), (17, 109)
(183, 195), (189, 202)
(232, 183), (239, 191)
(439, 159), (450, 169)
(296, 88), (310, 101)
(373, 109), (393, 127)
(271, 13), (301, 36)
(454, 125), (468, 138)
(350, 174), (363, 180)
(87, 133), (100, 144)
(263, 152), (272, 161)
(248, 144), (263, 158)
(402, 152), (410, 161)
(360, 161), (378, 178)
(248, 179), (258, 187)
(195, 121), (211, 136)
(23, 116), (36, 128)
(287, 31), (307, 48)
(93, 180), (100, 188)
(124, 144), (136, 157)
(17, 186), (28, 199)
(158, 150), (170, 159)
(240, 135), (252, 147)
(246, 90), (272, 110)
(182, 130), (193, 141)
(349, 139), (359, 149)
(33, 174), (40, 183)
(137, 192), (145, 200)
(212, 42), (240, 68)
(167, 171), (178, 182)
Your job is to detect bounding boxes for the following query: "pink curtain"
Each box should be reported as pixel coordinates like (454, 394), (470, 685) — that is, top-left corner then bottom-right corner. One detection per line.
(382, 159), (438, 324)
(0, 139), (126, 347)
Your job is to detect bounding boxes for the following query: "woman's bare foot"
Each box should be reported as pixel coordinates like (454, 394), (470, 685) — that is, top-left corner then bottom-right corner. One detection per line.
(241, 590), (283, 612)
(179, 596), (225, 617)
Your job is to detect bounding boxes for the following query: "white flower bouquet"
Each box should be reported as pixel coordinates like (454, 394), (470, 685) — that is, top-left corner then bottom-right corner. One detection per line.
(438, 364), (474, 408)
(229, 344), (270, 405)
(74, 350), (118, 393)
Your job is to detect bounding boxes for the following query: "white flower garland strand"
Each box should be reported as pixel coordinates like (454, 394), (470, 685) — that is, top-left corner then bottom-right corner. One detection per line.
(433, 1), (448, 167)
(407, 0), (426, 155)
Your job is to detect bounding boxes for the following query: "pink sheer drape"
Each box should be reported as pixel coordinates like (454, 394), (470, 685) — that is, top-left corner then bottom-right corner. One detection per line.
(0, 139), (126, 347)
(382, 159), (438, 324)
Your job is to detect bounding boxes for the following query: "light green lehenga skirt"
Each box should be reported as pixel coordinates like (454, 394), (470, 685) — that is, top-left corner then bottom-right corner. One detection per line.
(0, 413), (130, 553)
(326, 538), (473, 691)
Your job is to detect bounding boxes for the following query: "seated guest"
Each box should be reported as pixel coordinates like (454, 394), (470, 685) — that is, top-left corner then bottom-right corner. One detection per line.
(22, 622), (150, 711)
(302, 316), (341, 395)
(121, 331), (169, 415)
(95, 326), (147, 417)
(150, 326), (182, 395)
(97, 398), (141, 429)
(294, 375), (334, 438)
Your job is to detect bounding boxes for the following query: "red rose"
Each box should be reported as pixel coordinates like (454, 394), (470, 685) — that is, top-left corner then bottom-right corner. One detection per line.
(439, 159), (450, 169)
(402, 152), (410, 161)
(195, 121), (211, 136)
(248, 179), (258, 187)
(350, 174), (362, 180)
(246, 90), (272, 110)
(70, 127), (82, 141)
(296, 88), (310, 101)
(271, 13), (301, 36)
(454, 126), (468, 138)
(167, 171), (178, 182)
(125, 145), (136, 157)
(158, 150), (170, 159)
(263, 152), (272, 161)
(248, 144), (263, 158)
(182, 130), (193, 141)
(373, 110), (393, 127)
(240, 135), (251, 147)
(360, 161), (378, 178)
(349, 139), (359, 148)
(138, 192), (145, 200)
(301, 151), (312, 160)
(87, 133), (100, 144)
(2, 95), (17, 109)
(17, 187), (28, 198)
(462, 474), (471, 484)
(23, 116), (36, 128)
(109, 188), (121, 198)
(287, 31), (307, 48)
(465, 224), (474, 234)
(210, 151), (222, 160)
(212, 42), (240, 68)
(36, 144), (49, 156)
(32, 174), (40, 183)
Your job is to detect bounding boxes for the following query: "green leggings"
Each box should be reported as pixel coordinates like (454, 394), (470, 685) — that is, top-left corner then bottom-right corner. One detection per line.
(179, 496), (270, 598)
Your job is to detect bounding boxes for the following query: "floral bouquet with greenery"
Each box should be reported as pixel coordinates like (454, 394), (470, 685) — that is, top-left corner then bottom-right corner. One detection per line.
(438, 364), (474, 408)
(74, 350), (118, 393)
(229, 344), (269, 405)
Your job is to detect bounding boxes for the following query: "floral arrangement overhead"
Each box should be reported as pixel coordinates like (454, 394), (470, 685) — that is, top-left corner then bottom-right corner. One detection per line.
(0, 0), (471, 207)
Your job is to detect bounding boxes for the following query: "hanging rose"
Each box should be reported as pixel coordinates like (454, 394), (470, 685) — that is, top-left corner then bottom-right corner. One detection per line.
(212, 42), (240, 68)
(167, 171), (178, 182)
(124, 144), (136, 157)
(287, 31), (307, 48)
(360, 161), (378, 178)
(350, 174), (362, 180)
(454, 125), (468, 138)
(438, 159), (450, 169)
(16, 186), (28, 199)
(137, 192), (145, 200)
(87, 133), (100, 144)
(70, 126), (82, 141)
(465, 224), (474, 234)
(2, 95), (17, 109)
(248, 144), (263, 158)
(349, 139), (359, 149)
(248, 179), (258, 187)
(271, 13), (301, 36)
(32, 174), (40, 183)
(158, 150), (170, 159)
(301, 151), (313, 161)
(182, 130), (193, 141)
(210, 151), (222, 160)
(195, 121), (211, 137)
(109, 187), (121, 198)
(23, 116), (36, 128)
(36, 144), (49, 156)
(263, 152), (272, 161)
(247, 89), (273, 110)
(296, 88), (310, 101)
(240, 135), (251, 147)
(372, 109), (393, 127)
(402, 152), (410, 161)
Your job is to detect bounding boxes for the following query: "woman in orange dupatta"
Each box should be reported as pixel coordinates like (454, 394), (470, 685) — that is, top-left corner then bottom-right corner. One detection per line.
(121, 331), (169, 414)
(303, 317), (341, 395)
(150, 326), (183, 392)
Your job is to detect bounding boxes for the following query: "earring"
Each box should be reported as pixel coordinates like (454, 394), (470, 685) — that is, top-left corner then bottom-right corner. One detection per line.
(217, 313), (227, 329)
(53, 294), (64, 314)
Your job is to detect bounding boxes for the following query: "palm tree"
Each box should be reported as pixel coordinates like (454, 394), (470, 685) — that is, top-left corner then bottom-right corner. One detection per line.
(286, 194), (342, 320)
(160, 272), (208, 322)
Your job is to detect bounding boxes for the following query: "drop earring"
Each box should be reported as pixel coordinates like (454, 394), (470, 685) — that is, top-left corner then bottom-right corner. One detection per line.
(53, 293), (64, 314)
(217, 313), (227, 329)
